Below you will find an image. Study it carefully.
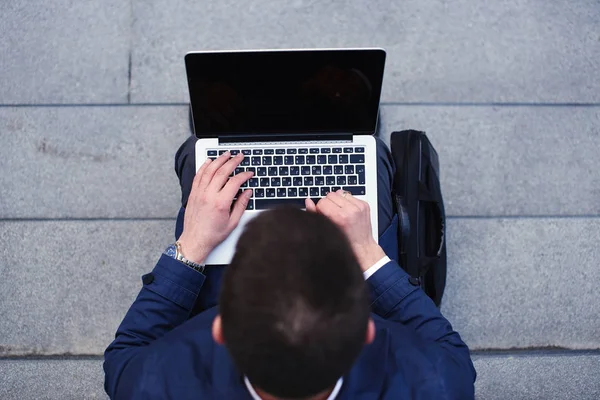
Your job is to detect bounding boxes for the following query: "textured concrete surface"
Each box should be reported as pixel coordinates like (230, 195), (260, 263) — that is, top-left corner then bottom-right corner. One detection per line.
(444, 218), (600, 350)
(1, 354), (599, 399)
(0, 107), (187, 219)
(0, 220), (173, 356)
(0, 359), (107, 400)
(0, 1), (130, 104)
(130, 0), (600, 103)
(380, 105), (600, 216)
(472, 353), (600, 400)
(1, 218), (598, 356)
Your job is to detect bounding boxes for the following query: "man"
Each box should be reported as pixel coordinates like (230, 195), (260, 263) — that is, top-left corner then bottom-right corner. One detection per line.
(104, 137), (476, 399)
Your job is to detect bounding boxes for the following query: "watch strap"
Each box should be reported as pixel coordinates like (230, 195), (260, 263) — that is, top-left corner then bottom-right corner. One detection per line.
(175, 241), (206, 273)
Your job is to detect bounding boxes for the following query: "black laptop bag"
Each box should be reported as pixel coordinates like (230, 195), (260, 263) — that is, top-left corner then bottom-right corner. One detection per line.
(390, 130), (447, 307)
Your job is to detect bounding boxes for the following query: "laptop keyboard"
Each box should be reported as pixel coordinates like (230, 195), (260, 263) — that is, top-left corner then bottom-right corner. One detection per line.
(206, 146), (366, 210)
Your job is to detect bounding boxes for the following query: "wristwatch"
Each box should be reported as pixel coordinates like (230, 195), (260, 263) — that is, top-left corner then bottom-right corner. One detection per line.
(164, 242), (205, 273)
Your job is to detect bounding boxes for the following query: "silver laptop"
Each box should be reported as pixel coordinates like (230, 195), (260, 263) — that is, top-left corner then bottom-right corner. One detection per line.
(185, 48), (386, 264)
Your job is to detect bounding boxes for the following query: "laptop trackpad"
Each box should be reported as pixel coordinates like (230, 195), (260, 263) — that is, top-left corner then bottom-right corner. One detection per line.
(204, 211), (261, 265)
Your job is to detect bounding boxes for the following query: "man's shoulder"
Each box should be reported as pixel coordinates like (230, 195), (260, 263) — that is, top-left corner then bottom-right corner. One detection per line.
(115, 308), (248, 399)
(343, 315), (453, 397)
(366, 314), (440, 367)
(151, 306), (220, 352)
(143, 306), (227, 370)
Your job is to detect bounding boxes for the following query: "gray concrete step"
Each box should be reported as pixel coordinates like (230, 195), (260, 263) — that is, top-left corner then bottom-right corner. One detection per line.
(0, 359), (107, 400)
(0, 0), (129, 104)
(2, 105), (599, 218)
(3, 1), (599, 105)
(0, 220), (173, 356)
(0, 107), (188, 219)
(129, 0), (600, 103)
(1, 218), (598, 356)
(380, 105), (600, 216)
(1, 353), (599, 399)
(472, 352), (600, 400)
(444, 217), (600, 350)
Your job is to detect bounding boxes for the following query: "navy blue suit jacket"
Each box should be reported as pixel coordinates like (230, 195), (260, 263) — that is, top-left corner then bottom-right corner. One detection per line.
(104, 250), (476, 399)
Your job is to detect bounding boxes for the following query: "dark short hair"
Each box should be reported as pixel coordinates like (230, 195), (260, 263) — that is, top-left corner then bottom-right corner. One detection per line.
(219, 208), (370, 399)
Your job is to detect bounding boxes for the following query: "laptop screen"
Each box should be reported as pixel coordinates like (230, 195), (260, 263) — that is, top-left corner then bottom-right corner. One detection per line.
(185, 49), (386, 138)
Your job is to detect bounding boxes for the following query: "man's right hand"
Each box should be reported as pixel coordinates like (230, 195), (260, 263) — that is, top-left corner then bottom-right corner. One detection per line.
(305, 191), (386, 272)
(177, 151), (254, 264)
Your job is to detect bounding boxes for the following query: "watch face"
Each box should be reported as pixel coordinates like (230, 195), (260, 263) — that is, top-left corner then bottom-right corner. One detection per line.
(164, 244), (177, 258)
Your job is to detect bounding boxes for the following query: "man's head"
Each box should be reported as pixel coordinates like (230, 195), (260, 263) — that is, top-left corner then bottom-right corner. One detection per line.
(213, 208), (374, 399)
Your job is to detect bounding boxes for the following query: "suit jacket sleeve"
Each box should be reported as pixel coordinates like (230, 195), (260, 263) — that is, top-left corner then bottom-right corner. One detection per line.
(103, 254), (206, 399)
(367, 261), (477, 397)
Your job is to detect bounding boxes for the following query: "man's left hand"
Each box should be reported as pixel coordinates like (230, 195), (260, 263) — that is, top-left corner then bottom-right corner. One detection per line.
(305, 191), (386, 272)
(177, 151), (253, 264)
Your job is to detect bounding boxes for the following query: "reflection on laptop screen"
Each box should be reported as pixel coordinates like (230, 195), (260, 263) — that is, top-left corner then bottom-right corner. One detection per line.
(186, 49), (386, 137)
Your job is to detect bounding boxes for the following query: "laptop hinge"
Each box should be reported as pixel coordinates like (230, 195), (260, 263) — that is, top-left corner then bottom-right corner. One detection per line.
(218, 133), (353, 144)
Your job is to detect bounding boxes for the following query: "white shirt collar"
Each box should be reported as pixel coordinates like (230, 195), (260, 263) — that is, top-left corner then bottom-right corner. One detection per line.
(244, 376), (343, 400)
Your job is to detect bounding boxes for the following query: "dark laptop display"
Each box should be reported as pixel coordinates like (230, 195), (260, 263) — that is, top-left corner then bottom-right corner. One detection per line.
(186, 49), (386, 137)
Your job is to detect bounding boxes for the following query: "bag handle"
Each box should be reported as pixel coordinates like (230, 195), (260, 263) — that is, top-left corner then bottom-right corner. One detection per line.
(394, 194), (411, 258)
(418, 182), (445, 258)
